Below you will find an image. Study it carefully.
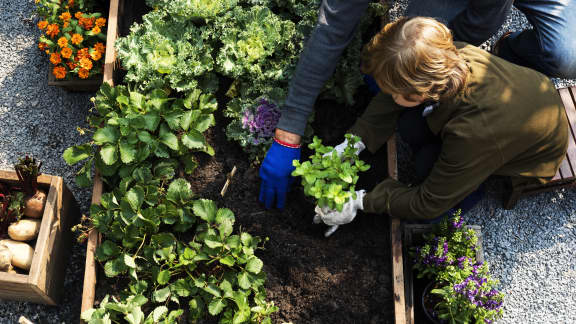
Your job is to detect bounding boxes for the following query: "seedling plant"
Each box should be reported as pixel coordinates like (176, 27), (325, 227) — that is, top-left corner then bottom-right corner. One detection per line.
(292, 134), (370, 212)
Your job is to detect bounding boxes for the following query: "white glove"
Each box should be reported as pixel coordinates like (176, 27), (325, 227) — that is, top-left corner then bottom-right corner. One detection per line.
(323, 138), (366, 158)
(313, 190), (366, 237)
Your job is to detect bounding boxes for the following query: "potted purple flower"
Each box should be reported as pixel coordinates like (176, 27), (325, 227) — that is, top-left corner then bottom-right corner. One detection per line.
(412, 212), (504, 323)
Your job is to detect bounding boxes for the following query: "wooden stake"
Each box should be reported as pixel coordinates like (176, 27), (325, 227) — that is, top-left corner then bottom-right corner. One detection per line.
(220, 166), (237, 197)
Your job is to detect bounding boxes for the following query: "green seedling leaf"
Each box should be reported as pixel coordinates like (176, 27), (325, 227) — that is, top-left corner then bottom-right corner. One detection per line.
(99, 144), (118, 165)
(208, 298), (227, 316)
(157, 270), (171, 285)
(246, 257), (263, 274)
(126, 186), (145, 212)
(153, 286), (171, 303)
(193, 199), (217, 223)
(166, 178), (193, 204)
(123, 254), (137, 269)
(182, 129), (205, 150)
(237, 271), (251, 290)
(220, 255), (235, 267)
(63, 144), (92, 165)
(93, 126), (119, 145)
(119, 139), (137, 164)
(153, 306), (168, 322)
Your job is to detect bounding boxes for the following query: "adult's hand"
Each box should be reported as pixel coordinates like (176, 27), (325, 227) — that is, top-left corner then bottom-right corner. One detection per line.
(313, 190), (366, 237)
(259, 129), (301, 209)
(322, 137), (366, 158)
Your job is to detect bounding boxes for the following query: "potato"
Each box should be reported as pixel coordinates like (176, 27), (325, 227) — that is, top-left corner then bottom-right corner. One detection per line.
(0, 245), (12, 272)
(23, 189), (47, 218)
(0, 240), (34, 271)
(8, 219), (41, 241)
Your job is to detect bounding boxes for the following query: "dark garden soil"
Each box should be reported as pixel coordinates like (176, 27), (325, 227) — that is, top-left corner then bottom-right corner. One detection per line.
(181, 87), (395, 324)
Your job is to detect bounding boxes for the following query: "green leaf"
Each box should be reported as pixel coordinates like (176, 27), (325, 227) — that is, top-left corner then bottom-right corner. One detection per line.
(208, 298), (227, 316)
(104, 258), (126, 277)
(126, 186), (145, 212)
(130, 91), (146, 110)
(237, 271), (251, 289)
(166, 178), (193, 204)
(180, 110), (200, 131)
(203, 284), (221, 298)
(157, 270), (171, 285)
(219, 255), (235, 267)
(205, 237), (223, 249)
(171, 279), (192, 297)
(246, 257), (263, 274)
(93, 126), (120, 145)
(99, 144), (118, 165)
(182, 129), (205, 150)
(153, 286), (171, 303)
(124, 254), (137, 268)
(63, 144), (92, 165)
(164, 112), (182, 130)
(152, 306), (168, 322)
(140, 113), (161, 131)
(119, 139), (137, 164)
(193, 199), (217, 223)
(219, 219), (234, 239)
(193, 114), (215, 132)
(159, 131), (179, 151)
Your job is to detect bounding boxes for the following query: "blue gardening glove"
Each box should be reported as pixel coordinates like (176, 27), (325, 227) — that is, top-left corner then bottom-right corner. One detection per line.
(259, 139), (301, 209)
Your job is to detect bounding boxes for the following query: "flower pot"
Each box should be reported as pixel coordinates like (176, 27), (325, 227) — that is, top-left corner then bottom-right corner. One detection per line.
(421, 281), (447, 324)
(47, 67), (103, 92)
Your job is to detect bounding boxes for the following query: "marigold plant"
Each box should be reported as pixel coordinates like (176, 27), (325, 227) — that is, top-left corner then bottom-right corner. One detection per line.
(35, 0), (107, 80)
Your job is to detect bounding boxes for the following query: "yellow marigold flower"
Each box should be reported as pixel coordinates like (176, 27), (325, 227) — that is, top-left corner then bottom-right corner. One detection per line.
(45, 50), (50, 54)
(46, 24), (60, 38)
(79, 57), (93, 70)
(91, 26), (101, 34)
(61, 47), (73, 59)
(71, 33), (83, 45)
(75, 12), (83, 19)
(94, 42), (105, 53)
(95, 18), (106, 28)
(90, 50), (102, 61)
(37, 20), (48, 30)
(59, 12), (72, 21)
(57, 37), (68, 48)
(78, 68), (90, 79)
(50, 52), (62, 65)
(53, 66), (67, 79)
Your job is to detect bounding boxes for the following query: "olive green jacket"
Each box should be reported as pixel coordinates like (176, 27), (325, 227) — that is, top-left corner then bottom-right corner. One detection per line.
(350, 42), (568, 220)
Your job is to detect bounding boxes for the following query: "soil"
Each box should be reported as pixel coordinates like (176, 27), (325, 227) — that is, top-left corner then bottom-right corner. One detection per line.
(180, 86), (395, 323)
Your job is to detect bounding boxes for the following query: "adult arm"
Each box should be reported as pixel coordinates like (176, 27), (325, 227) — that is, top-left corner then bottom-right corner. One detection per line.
(363, 131), (502, 219)
(449, 0), (514, 46)
(276, 0), (372, 136)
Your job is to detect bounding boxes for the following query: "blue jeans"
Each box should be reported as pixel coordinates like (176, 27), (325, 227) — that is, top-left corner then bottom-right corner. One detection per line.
(406, 0), (576, 78)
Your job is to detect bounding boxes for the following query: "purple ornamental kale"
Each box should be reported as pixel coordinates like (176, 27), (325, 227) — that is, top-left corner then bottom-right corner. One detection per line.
(241, 99), (281, 143)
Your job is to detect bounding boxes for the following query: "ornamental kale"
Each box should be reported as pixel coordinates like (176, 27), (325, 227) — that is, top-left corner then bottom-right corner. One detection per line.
(292, 134), (370, 211)
(115, 10), (216, 93)
(145, 0), (238, 21)
(412, 212), (504, 323)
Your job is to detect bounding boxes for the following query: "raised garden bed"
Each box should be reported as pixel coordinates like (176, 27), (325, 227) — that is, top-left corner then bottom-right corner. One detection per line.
(78, 0), (396, 322)
(48, 71), (103, 92)
(0, 170), (79, 305)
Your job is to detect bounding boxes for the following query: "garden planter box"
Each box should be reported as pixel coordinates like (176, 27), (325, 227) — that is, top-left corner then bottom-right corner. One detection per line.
(0, 170), (79, 305)
(48, 70), (103, 92)
(396, 224), (484, 324)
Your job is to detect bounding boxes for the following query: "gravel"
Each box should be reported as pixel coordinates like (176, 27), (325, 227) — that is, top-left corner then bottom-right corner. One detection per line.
(0, 1), (93, 323)
(388, 1), (576, 322)
(0, 0), (574, 323)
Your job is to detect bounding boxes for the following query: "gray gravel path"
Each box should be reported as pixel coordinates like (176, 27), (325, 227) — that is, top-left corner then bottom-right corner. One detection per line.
(0, 1), (92, 323)
(389, 1), (576, 323)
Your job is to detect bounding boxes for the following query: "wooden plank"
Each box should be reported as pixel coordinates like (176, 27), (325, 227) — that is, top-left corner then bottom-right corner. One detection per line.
(81, 0), (120, 318)
(0, 170), (52, 186)
(387, 135), (407, 324)
(558, 88), (576, 178)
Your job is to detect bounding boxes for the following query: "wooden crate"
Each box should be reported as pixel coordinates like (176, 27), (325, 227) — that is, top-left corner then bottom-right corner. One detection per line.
(80, 0), (120, 318)
(402, 224), (483, 323)
(47, 70), (103, 92)
(0, 171), (79, 305)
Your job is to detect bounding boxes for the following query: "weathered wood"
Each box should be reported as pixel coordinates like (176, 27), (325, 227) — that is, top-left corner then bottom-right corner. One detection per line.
(81, 0), (120, 319)
(47, 70), (103, 92)
(0, 172), (78, 305)
(387, 134), (408, 324)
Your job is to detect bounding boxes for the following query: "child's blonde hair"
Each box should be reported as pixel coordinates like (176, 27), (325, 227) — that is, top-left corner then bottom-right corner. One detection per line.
(361, 17), (468, 102)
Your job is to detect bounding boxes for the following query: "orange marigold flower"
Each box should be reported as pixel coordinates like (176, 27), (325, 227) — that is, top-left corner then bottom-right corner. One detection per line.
(79, 17), (95, 30)
(77, 47), (90, 59)
(79, 57), (93, 70)
(46, 24), (60, 38)
(38, 42), (48, 51)
(75, 12), (83, 19)
(68, 0), (74, 7)
(50, 52), (62, 65)
(61, 47), (73, 59)
(53, 66), (67, 79)
(95, 18), (106, 28)
(57, 37), (68, 48)
(63, 21), (70, 28)
(37, 20), (48, 30)
(90, 50), (102, 61)
(78, 68), (90, 79)
(94, 42), (105, 53)
(59, 12), (72, 21)
(71, 33), (83, 45)
(91, 26), (101, 34)
(67, 61), (76, 70)
(45, 50), (50, 54)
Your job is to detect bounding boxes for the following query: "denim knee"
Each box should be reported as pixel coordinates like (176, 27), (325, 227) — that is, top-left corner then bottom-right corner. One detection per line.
(541, 42), (576, 79)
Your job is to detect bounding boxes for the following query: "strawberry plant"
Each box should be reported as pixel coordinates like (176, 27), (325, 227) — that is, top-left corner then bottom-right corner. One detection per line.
(63, 83), (217, 186)
(292, 134), (370, 211)
(81, 178), (277, 323)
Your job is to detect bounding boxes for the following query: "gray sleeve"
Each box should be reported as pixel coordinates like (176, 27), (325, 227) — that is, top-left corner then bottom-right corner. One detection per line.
(449, 0), (514, 46)
(276, 0), (372, 136)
